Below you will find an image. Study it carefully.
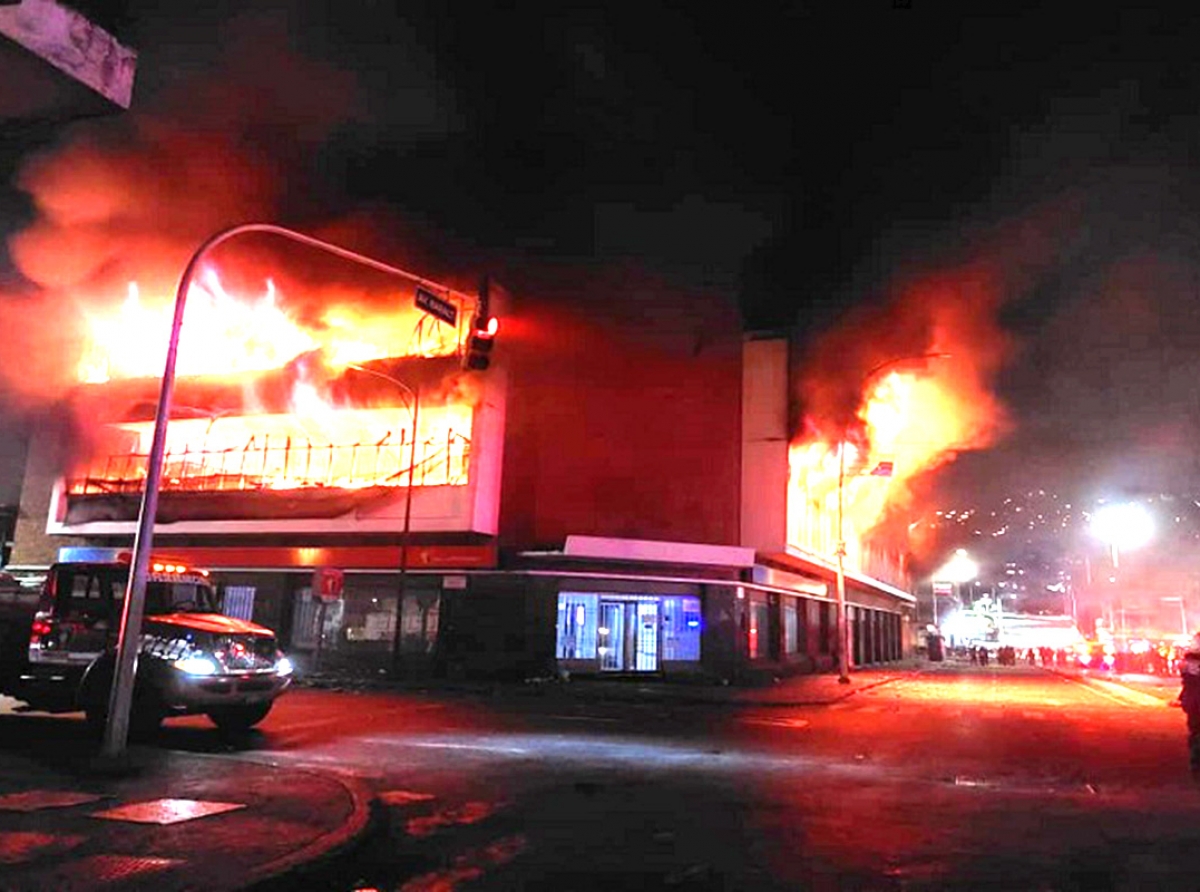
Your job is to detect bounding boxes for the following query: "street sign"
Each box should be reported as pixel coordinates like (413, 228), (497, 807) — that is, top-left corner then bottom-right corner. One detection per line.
(415, 286), (457, 326)
(313, 567), (344, 603)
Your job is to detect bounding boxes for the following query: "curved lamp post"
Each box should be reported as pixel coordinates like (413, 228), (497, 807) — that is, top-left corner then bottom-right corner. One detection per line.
(102, 223), (470, 759)
(834, 352), (950, 684)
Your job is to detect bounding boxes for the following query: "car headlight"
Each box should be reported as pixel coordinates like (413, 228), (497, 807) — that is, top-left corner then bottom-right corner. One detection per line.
(175, 654), (220, 676)
(275, 655), (294, 677)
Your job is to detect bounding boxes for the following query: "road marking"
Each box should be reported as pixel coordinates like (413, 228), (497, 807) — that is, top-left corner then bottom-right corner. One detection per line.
(546, 714), (620, 723)
(399, 833), (527, 890)
(0, 791), (103, 812)
(407, 742), (530, 755)
(1069, 676), (1167, 707)
(742, 717), (810, 729)
(405, 800), (502, 837)
(953, 776), (995, 787)
(380, 790), (436, 806)
(91, 799), (246, 824)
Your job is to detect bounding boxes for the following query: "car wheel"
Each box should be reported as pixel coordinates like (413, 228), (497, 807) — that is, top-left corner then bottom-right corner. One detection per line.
(207, 702), (272, 732)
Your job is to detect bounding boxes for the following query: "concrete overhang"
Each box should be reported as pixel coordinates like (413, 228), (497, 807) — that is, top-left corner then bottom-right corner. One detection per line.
(0, 0), (135, 122)
(551, 535), (756, 569)
(774, 546), (918, 604)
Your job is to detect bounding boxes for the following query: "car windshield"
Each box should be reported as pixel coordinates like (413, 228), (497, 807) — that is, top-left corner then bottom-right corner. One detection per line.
(145, 580), (219, 615)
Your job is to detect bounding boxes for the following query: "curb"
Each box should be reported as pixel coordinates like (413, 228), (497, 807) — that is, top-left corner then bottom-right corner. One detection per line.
(240, 766), (377, 891)
(293, 670), (920, 708)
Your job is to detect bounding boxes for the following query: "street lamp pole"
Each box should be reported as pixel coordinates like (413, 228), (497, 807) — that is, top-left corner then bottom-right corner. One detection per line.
(835, 439), (850, 683)
(833, 352), (950, 686)
(101, 222), (469, 759)
(345, 364), (420, 676)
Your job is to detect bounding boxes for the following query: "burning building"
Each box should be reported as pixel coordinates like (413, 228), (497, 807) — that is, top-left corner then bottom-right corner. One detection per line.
(6, 240), (949, 681)
(0, 5), (1018, 682)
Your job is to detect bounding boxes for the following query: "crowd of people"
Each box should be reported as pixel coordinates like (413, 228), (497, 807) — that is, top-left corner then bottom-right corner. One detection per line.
(961, 645), (1070, 667)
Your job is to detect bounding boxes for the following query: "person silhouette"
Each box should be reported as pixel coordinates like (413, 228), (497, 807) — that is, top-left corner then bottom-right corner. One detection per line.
(1177, 633), (1200, 780)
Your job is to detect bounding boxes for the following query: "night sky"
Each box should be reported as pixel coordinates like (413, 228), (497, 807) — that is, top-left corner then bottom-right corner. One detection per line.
(8, 1), (1200, 519)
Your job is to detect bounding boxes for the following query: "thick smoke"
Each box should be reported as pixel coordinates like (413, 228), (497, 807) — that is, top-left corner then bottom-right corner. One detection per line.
(792, 199), (1088, 562)
(0, 11), (390, 406)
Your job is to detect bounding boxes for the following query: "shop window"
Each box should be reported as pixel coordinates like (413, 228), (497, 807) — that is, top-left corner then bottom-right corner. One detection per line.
(783, 601), (799, 654)
(223, 585), (256, 621)
(344, 592), (397, 644)
(400, 593), (440, 654)
(661, 596), (701, 662)
(291, 588), (343, 652)
(556, 593), (598, 659)
(818, 601), (831, 654)
(749, 601), (771, 659)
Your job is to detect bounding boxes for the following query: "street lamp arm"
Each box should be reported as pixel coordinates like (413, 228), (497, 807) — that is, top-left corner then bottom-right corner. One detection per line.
(102, 222), (456, 759)
(345, 363), (418, 413)
(190, 223), (475, 303)
(861, 351), (953, 388)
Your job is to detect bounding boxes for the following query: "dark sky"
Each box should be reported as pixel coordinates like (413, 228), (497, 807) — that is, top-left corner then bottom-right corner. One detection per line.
(9, 1), (1200, 511)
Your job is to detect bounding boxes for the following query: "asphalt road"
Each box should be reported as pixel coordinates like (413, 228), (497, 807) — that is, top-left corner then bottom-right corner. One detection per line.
(6, 664), (1199, 890)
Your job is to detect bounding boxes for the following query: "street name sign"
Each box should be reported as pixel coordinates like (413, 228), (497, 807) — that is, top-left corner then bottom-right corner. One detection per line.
(415, 287), (457, 326)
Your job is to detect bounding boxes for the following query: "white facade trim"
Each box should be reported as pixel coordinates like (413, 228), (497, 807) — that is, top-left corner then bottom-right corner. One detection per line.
(563, 535), (756, 568)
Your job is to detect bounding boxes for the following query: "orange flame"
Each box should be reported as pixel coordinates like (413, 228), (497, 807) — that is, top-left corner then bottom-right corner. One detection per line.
(70, 271), (476, 494)
(77, 269), (461, 383)
(789, 364), (1003, 585)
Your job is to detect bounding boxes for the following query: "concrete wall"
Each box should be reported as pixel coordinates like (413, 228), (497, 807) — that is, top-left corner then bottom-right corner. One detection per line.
(740, 336), (789, 552)
(498, 267), (743, 550)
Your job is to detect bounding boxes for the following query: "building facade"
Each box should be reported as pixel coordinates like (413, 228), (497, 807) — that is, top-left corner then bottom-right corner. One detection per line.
(9, 273), (916, 681)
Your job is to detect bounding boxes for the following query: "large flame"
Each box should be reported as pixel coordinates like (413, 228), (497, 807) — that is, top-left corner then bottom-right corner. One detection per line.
(70, 271), (475, 496)
(789, 366), (1004, 585)
(77, 269), (461, 383)
(787, 266), (1010, 584)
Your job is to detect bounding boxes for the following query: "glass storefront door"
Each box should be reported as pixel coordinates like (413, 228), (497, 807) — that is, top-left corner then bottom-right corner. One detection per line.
(598, 598), (660, 672)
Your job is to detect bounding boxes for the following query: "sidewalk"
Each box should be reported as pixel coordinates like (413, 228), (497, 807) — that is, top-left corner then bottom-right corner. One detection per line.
(0, 744), (373, 892)
(297, 661), (929, 707)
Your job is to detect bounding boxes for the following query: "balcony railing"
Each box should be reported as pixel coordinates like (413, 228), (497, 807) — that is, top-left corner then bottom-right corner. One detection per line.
(67, 430), (471, 495)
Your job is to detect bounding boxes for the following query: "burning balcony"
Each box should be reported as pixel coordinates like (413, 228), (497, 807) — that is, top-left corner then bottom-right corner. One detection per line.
(45, 264), (506, 537)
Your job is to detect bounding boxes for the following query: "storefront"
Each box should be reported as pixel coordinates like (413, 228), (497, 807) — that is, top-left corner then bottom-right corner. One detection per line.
(556, 591), (703, 673)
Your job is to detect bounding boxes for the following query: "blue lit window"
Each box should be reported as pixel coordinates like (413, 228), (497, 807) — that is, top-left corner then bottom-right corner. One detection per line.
(556, 593), (598, 659)
(662, 596), (701, 662)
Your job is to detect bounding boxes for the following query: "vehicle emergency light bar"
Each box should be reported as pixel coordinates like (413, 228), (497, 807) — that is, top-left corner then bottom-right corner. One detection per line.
(57, 547), (209, 577)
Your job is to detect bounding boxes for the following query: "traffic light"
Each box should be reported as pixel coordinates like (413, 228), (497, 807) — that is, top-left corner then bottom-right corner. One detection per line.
(463, 315), (497, 370)
(462, 275), (497, 370)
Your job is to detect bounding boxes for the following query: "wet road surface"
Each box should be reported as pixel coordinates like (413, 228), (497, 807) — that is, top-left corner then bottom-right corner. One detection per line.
(6, 663), (1198, 890)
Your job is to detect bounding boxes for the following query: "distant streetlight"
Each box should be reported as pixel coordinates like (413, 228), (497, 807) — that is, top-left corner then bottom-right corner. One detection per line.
(1090, 502), (1153, 568)
(933, 548), (978, 630)
(834, 352), (951, 684)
